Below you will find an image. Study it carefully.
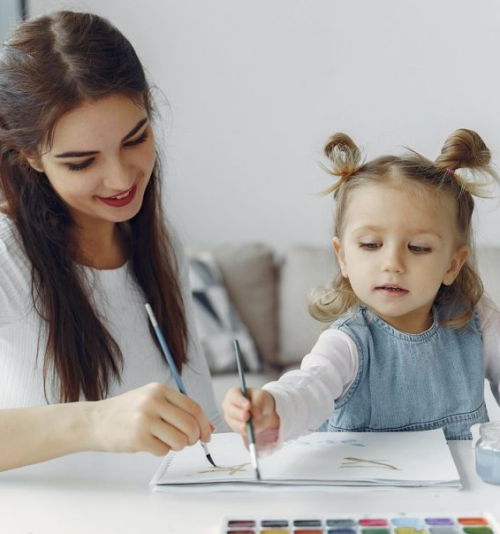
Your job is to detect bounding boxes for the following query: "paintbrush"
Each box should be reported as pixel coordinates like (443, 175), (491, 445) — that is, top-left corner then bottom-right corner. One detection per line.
(145, 303), (216, 467)
(233, 339), (261, 481)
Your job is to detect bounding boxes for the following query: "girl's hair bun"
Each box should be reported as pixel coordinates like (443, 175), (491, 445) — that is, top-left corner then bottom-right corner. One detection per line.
(435, 129), (498, 195)
(321, 133), (363, 195)
(323, 133), (362, 177)
(435, 128), (491, 171)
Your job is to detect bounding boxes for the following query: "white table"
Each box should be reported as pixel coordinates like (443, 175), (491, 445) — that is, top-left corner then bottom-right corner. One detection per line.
(0, 442), (499, 534)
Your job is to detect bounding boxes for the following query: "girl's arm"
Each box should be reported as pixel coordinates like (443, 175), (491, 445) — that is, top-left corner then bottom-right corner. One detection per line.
(263, 328), (358, 443)
(223, 328), (358, 451)
(0, 382), (214, 472)
(478, 297), (500, 406)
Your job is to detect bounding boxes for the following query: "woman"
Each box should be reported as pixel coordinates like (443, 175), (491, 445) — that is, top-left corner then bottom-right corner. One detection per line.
(0, 10), (222, 471)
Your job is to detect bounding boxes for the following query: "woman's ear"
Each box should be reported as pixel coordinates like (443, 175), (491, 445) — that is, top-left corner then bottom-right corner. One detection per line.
(333, 237), (348, 277)
(24, 154), (44, 173)
(443, 245), (469, 286)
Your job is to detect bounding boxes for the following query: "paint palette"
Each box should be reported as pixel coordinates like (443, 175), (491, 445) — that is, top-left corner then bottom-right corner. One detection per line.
(221, 513), (499, 534)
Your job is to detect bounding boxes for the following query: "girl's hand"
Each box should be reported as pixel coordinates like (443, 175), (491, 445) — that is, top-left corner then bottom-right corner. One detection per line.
(89, 382), (214, 456)
(222, 387), (280, 444)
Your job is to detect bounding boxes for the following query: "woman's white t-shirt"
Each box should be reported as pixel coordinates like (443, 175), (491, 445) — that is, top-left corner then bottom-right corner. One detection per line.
(0, 213), (223, 429)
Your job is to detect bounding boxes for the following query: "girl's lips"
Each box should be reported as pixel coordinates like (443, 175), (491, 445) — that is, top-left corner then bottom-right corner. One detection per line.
(375, 285), (409, 298)
(97, 185), (137, 208)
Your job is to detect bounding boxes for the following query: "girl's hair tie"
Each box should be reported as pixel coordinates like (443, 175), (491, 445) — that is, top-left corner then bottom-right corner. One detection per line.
(446, 168), (455, 174)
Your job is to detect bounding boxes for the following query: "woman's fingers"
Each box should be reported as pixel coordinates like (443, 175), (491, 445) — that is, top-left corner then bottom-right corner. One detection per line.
(159, 386), (213, 444)
(93, 383), (214, 455)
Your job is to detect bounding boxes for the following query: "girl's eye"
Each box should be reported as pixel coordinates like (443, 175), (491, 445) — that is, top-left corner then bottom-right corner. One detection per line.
(409, 245), (432, 253)
(124, 131), (148, 147)
(359, 243), (381, 250)
(66, 159), (94, 172)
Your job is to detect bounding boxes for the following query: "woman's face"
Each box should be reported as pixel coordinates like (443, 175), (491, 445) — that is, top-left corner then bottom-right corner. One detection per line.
(35, 94), (156, 233)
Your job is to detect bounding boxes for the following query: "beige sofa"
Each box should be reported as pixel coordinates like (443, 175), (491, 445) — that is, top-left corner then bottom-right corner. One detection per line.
(203, 243), (500, 420)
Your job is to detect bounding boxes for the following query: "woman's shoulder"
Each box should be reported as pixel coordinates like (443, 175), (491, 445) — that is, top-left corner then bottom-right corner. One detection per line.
(0, 212), (27, 267)
(0, 213), (32, 323)
(0, 211), (15, 241)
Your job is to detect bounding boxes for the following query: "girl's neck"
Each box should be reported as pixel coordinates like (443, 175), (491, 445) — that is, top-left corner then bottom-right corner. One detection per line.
(367, 305), (434, 334)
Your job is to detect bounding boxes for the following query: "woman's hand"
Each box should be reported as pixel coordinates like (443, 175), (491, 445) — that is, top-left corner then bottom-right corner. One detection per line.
(90, 382), (214, 456)
(222, 387), (280, 449)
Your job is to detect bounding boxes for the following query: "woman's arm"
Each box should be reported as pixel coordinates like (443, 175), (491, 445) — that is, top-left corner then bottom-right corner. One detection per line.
(0, 382), (213, 472)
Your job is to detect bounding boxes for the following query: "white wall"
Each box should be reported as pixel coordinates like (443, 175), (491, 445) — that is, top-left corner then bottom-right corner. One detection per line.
(27, 0), (500, 253)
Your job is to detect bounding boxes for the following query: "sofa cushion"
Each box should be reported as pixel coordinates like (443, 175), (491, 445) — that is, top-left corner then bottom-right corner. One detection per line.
(278, 245), (339, 366)
(189, 251), (261, 373)
(210, 243), (278, 366)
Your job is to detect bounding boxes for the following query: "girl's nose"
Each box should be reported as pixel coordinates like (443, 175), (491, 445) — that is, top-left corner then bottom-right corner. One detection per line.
(382, 247), (405, 273)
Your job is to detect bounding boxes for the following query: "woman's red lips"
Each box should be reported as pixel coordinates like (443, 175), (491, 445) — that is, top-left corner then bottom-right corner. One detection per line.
(98, 185), (137, 207)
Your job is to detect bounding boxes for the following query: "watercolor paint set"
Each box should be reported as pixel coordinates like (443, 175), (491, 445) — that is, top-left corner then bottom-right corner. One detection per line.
(221, 513), (499, 534)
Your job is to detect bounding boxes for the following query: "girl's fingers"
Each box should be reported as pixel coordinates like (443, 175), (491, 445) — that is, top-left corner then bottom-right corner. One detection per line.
(225, 403), (251, 424)
(255, 428), (280, 453)
(222, 387), (250, 411)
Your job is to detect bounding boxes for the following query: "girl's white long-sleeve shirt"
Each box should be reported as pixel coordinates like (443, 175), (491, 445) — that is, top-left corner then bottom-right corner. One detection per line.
(264, 298), (500, 443)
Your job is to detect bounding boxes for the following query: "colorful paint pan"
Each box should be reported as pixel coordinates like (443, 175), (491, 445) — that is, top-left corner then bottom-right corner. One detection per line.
(221, 513), (499, 534)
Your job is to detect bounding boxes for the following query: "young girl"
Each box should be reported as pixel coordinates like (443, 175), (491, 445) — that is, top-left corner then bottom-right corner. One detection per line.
(0, 11), (222, 472)
(223, 129), (500, 447)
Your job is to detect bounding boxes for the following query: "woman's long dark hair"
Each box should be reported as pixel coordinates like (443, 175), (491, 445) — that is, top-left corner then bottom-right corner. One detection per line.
(0, 11), (188, 402)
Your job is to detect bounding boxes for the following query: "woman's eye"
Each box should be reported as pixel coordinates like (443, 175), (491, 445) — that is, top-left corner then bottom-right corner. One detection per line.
(409, 245), (431, 253)
(66, 159), (94, 172)
(124, 131), (148, 147)
(359, 243), (381, 250)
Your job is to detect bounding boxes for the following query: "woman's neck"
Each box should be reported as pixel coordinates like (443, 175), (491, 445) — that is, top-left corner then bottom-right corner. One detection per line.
(74, 222), (128, 270)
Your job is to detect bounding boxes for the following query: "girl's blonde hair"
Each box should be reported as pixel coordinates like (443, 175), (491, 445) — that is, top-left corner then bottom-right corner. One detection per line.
(309, 129), (498, 328)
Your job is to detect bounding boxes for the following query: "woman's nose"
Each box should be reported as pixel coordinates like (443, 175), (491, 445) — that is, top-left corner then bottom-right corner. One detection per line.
(103, 157), (134, 191)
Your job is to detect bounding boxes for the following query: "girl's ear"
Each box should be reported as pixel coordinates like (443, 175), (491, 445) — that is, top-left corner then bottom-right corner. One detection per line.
(443, 245), (469, 286)
(333, 237), (348, 278)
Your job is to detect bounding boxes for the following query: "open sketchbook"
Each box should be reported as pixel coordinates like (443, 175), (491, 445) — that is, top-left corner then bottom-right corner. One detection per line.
(150, 429), (461, 492)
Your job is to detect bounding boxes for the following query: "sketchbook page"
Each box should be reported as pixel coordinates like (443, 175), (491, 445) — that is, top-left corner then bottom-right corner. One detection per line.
(151, 429), (461, 491)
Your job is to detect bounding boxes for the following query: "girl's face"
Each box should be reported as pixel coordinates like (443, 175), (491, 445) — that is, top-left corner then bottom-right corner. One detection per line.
(34, 94), (156, 234)
(333, 182), (468, 334)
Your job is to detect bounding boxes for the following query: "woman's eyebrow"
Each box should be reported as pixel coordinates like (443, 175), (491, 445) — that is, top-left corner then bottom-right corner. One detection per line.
(121, 117), (148, 142)
(55, 117), (148, 158)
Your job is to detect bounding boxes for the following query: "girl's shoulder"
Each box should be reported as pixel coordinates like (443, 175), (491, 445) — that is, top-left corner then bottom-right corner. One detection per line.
(329, 307), (366, 330)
